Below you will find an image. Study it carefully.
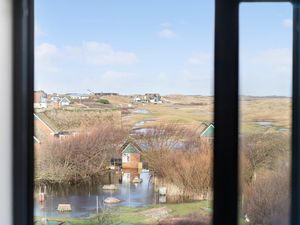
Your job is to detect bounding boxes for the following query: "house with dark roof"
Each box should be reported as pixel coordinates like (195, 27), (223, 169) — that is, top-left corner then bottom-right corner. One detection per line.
(120, 140), (142, 169)
(34, 113), (56, 142)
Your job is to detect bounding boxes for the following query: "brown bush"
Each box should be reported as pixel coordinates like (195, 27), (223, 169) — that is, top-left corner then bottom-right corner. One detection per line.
(243, 162), (290, 225)
(35, 125), (127, 184)
(241, 132), (290, 180)
(241, 132), (291, 225)
(140, 123), (213, 197)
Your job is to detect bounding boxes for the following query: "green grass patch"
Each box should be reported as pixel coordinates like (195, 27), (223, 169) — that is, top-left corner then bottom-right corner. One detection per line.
(164, 201), (212, 217)
(34, 201), (212, 225)
(96, 99), (110, 104)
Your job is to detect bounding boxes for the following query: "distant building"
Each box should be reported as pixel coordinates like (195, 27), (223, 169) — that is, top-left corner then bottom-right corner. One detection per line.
(34, 91), (47, 109)
(50, 95), (71, 108)
(120, 140), (142, 169)
(94, 92), (119, 96)
(50, 96), (61, 103)
(146, 93), (162, 104)
(59, 97), (71, 106)
(66, 93), (90, 100)
(199, 122), (214, 138)
(133, 95), (143, 103)
(133, 93), (162, 104)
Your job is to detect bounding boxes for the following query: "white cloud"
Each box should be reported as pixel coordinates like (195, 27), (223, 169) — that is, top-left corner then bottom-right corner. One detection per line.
(35, 43), (60, 73)
(240, 48), (292, 96)
(160, 22), (171, 27)
(282, 19), (292, 28)
(158, 29), (177, 39)
(36, 43), (58, 57)
(101, 70), (135, 80)
(35, 41), (139, 67)
(64, 41), (138, 65)
(35, 42), (139, 92)
(187, 53), (211, 65)
(248, 48), (291, 74)
(35, 23), (47, 37)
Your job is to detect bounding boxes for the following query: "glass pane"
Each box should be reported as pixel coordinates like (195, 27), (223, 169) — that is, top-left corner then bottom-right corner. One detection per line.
(239, 3), (292, 225)
(34, 1), (214, 224)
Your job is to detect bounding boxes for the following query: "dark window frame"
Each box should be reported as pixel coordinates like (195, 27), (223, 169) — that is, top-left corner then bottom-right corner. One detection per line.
(214, 1), (299, 225)
(12, 0), (300, 225)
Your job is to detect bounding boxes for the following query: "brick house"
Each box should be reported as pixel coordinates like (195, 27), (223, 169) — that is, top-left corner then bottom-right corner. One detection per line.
(121, 140), (142, 169)
(34, 91), (47, 109)
(33, 113), (57, 150)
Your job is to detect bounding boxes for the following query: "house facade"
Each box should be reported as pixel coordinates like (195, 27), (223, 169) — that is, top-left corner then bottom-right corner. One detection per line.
(66, 93), (90, 100)
(121, 141), (142, 169)
(34, 91), (47, 109)
(133, 93), (162, 104)
(59, 97), (71, 106)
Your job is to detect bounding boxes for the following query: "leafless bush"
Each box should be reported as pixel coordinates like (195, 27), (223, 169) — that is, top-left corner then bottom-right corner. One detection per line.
(140, 123), (212, 197)
(243, 161), (290, 225)
(35, 125), (127, 184)
(241, 132), (291, 225)
(241, 132), (290, 181)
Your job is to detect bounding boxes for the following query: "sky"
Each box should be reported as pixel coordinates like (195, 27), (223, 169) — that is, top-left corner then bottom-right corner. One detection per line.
(35, 1), (292, 96)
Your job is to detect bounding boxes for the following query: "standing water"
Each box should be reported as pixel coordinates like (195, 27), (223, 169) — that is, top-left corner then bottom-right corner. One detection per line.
(34, 170), (156, 218)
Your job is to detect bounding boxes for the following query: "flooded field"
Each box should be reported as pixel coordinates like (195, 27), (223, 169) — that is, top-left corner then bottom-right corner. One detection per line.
(34, 170), (157, 218)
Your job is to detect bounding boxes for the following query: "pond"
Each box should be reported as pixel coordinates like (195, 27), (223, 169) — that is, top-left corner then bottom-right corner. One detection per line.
(133, 109), (150, 114)
(34, 170), (157, 218)
(133, 119), (156, 128)
(131, 127), (157, 135)
(253, 121), (273, 128)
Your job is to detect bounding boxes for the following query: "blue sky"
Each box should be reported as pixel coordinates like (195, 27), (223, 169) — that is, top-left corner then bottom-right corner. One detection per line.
(35, 1), (292, 96)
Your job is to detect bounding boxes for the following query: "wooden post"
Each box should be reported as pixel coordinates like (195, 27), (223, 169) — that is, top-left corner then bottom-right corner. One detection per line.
(96, 196), (99, 215)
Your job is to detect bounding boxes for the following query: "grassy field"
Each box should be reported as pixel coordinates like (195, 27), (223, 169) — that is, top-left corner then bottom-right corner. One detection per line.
(123, 96), (291, 134)
(34, 201), (212, 225)
(34, 95), (291, 224)
(36, 95), (291, 134)
(240, 97), (291, 133)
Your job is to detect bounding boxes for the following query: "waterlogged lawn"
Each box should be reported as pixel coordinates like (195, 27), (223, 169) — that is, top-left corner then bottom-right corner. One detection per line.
(34, 201), (212, 225)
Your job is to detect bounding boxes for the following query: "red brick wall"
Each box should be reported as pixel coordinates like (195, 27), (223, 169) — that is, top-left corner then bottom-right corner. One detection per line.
(122, 153), (141, 169)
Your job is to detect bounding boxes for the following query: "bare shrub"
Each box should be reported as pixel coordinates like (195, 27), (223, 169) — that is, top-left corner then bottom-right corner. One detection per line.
(35, 125), (127, 184)
(242, 132), (290, 181)
(140, 123), (212, 197)
(241, 132), (291, 225)
(243, 162), (290, 225)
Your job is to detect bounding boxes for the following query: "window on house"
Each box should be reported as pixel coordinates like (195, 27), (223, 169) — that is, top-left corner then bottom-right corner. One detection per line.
(239, 3), (292, 224)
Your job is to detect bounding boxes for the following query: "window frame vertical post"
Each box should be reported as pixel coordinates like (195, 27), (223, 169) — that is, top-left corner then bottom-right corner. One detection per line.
(13, 0), (34, 225)
(214, 1), (240, 225)
(292, 2), (300, 225)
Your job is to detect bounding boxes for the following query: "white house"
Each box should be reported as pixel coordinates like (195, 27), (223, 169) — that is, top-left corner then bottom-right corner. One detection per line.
(59, 97), (71, 106)
(66, 93), (90, 100)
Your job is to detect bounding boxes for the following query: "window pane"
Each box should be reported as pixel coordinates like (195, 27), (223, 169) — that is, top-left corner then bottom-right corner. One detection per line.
(239, 3), (292, 225)
(34, 1), (214, 224)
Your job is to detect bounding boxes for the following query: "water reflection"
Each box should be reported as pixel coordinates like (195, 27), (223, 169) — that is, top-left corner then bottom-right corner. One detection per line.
(34, 170), (155, 218)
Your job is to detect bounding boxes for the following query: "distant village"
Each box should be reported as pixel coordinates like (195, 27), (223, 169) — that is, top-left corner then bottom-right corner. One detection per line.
(34, 90), (163, 109)
(34, 90), (214, 172)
